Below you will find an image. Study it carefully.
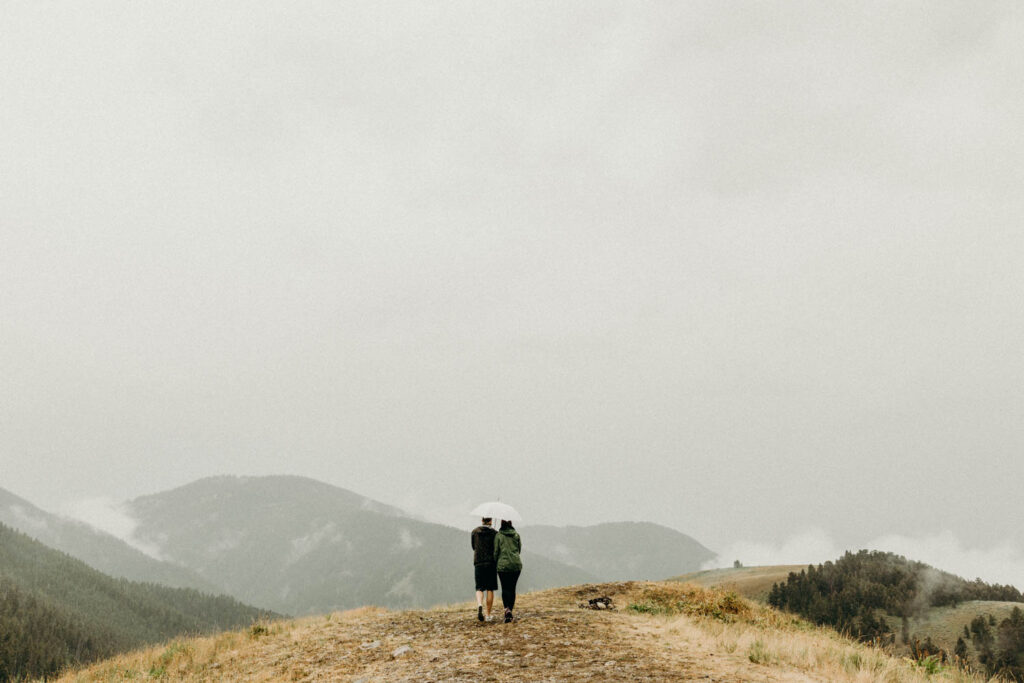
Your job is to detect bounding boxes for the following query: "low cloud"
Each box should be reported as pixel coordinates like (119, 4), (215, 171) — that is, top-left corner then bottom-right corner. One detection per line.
(59, 497), (164, 560)
(706, 528), (1024, 590)
(868, 531), (1024, 589)
(704, 528), (841, 570)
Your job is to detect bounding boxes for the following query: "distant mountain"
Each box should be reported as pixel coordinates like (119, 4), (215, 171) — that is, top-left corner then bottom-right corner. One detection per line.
(126, 476), (596, 615)
(0, 522), (272, 682)
(526, 522), (716, 581)
(0, 487), (217, 593)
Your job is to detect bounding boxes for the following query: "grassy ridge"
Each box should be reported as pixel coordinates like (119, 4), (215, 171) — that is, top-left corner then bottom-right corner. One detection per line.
(56, 581), (996, 682)
(671, 564), (805, 601)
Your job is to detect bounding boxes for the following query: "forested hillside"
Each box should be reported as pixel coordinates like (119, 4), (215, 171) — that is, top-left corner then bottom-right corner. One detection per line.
(768, 550), (1024, 680)
(0, 523), (272, 682)
(962, 607), (1024, 681)
(0, 487), (217, 592)
(0, 577), (111, 682)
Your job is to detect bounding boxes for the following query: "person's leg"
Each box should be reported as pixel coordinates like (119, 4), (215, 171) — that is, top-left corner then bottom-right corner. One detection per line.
(498, 571), (514, 621)
(486, 590), (494, 616)
(506, 570), (520, 611)
(475, 564), (486, 621)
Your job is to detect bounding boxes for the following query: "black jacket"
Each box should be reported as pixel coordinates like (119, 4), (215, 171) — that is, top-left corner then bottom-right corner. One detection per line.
(471, 525), (497, 566)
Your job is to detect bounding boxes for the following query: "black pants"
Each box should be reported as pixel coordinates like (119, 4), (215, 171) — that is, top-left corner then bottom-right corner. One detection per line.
(498, 570), (521, 610)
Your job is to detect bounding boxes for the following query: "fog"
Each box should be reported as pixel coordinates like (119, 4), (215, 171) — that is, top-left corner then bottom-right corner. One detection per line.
(2, 2), (1023, 586)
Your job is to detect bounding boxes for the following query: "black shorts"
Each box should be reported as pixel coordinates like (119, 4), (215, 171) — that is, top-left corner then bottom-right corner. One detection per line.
(475, 563), (498, 591)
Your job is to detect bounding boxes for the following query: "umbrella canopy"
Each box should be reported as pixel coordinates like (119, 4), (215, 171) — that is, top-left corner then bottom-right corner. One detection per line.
(470, 501), (522, 523)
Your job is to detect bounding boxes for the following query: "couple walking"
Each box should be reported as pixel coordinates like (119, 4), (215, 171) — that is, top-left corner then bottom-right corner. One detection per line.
(470, 518), (522, 623)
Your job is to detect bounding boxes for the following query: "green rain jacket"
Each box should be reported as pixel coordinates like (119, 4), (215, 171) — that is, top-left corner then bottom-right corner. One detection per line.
(493, 528), (523, 572)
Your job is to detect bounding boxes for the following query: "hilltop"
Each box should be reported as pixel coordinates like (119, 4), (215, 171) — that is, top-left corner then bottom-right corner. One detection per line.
(57, 581), (993, 682)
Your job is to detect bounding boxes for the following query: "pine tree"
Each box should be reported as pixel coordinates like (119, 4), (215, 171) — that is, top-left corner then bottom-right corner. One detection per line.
(954, 636), (968, 663)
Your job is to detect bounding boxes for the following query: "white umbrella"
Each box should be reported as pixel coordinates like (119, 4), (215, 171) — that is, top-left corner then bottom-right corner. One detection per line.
(470, 501), (522, 523)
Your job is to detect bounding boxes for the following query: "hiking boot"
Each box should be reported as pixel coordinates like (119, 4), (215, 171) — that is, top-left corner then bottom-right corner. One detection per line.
(477, 606), (484, 622)
(504, 609), (513, 623)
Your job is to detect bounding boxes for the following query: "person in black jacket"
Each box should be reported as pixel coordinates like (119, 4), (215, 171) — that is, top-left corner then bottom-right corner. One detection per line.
(471, 518), (498, 621)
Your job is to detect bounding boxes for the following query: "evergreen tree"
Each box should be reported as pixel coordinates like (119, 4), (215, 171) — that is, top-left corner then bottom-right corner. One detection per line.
(954, 636), (968, 664)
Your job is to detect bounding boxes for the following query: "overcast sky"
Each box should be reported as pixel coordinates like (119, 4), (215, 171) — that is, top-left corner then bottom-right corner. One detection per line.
(2, 2), (1023, 583)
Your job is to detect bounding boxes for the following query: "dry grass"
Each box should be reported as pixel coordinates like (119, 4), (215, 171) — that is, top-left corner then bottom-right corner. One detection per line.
(671, 564), (807, 601)
(52, 582), (1005, 682)
(655, 611), (995, 683)
(629, 582), (999, 683)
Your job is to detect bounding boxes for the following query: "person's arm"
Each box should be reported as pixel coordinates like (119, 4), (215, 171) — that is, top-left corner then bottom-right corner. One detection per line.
(493, 534), (502, 562)
(516, 533), (522, 554)
(471, 529), (476, 551)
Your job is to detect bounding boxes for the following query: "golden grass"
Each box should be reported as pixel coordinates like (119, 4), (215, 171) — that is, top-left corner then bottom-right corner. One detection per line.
(644, 582), (1001, 683)
(55, 610), (366, 683)
(52, 583), (1006, 683)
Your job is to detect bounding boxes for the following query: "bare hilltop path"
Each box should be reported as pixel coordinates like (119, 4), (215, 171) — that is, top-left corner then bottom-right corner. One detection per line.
(235, 586), (808, 682)
(58, 582), (988, 682)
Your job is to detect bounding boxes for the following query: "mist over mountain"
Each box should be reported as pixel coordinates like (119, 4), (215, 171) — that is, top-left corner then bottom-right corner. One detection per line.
(0, 487), (216, 593)
(527, 522), (715, 581)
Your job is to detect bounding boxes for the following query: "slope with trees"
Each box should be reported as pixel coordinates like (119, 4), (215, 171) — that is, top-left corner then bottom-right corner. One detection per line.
(961, 607), (1024, 681)
(0, 523), (272, 682)
(767, 550), (1024, 680)
(0, 487), (217, 592)
(767, 550), (1021, 641)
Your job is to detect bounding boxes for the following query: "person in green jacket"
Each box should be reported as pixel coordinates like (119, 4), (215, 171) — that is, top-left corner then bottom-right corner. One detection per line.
(493, 520), (523, 623)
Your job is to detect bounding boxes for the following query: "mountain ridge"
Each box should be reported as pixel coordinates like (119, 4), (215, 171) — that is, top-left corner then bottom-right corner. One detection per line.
(8, 475), (716, 618)
(527, 521), (715, 581)
(124, 475), (599, 614)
